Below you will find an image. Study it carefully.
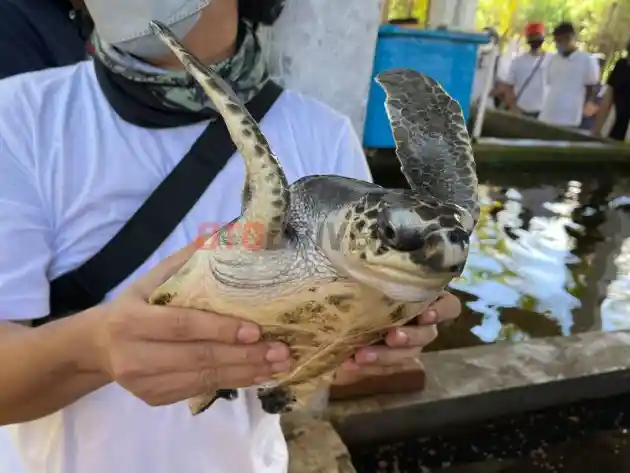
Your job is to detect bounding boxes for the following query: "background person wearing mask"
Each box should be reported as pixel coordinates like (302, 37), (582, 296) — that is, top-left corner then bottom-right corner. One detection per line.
(538, 21), (600, 128)
(501, 22), (548, 119)
(593, 42), (630, 141)
(0, 1), (462, 473)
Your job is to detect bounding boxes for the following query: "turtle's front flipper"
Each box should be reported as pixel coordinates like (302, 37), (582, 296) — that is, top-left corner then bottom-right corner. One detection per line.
(376, 69), (479, 222)
(149, 21), (290, 249)
(189, 389), (239, 416)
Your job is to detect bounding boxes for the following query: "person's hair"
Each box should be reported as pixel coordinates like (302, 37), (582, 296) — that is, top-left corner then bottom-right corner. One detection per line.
(552, 21), (575, 37)
(239, 0), (286, 26)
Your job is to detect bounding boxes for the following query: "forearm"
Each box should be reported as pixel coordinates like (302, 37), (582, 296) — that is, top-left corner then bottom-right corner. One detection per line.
(0, 308), (110, 425)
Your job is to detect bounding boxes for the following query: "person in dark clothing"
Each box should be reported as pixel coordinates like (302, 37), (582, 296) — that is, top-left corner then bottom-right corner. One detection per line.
(0, 0), (283, 79)
(593, 44), (630, 141)
(580, 53), (606, 130)
(0, 0), (91, 79)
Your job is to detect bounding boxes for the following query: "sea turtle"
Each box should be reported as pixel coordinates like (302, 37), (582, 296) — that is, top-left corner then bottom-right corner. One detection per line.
(147, 21), (478, 416)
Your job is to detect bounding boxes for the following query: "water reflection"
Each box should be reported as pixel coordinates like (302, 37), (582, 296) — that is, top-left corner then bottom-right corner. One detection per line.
(600, 196), (630, 332)
(428, 172), (630, 351)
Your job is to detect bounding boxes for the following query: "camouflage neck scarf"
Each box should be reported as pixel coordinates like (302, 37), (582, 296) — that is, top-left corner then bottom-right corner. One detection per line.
(92, 19), (269, 125)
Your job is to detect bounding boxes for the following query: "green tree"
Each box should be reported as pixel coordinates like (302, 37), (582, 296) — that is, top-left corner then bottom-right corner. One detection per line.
(475, 0), (621, 54)
(592, 1), (630, 57)
(386, 0), (430, 23)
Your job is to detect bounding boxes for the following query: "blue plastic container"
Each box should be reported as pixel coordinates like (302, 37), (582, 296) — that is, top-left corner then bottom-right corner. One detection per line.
(363, 26), (489, 149)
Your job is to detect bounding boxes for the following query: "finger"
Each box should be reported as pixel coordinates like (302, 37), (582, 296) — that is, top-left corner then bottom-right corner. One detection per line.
(125, 306), (262, 344)
(132, 241), (200, 298)
(417, 292), (462, 325)
(384, 325), (438, 349)
(204, 362), (287, 392)
(118, 340), (293, 377)
(353, 346), (421, 366)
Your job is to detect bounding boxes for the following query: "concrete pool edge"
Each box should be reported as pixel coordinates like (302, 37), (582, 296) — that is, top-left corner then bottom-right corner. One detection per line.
(367, 143), (630, 166)
(327, 330), (630, 446)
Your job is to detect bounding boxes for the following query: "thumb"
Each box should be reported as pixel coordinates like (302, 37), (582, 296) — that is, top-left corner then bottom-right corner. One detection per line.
(131, 240), (200, 299)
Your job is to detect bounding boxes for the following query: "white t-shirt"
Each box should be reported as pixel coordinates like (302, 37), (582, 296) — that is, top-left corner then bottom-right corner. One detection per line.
(0, 61), (372, 473)
(504, 52), (549, 113)
(538, 50), (600, 127)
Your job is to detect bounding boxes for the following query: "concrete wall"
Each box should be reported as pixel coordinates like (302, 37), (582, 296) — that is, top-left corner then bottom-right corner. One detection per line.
(261, 0), (382, 140)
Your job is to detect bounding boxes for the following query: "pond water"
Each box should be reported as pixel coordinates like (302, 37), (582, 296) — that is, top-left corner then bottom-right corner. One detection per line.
(372, 165), (630, 350)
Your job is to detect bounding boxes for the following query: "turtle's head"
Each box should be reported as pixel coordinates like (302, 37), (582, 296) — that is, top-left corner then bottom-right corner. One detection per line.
(322, 191), (473, 301)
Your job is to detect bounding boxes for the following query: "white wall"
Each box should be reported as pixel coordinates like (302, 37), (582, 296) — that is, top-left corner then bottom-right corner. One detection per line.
(428, 0), (478, 30)
(261, 0), (382, 139)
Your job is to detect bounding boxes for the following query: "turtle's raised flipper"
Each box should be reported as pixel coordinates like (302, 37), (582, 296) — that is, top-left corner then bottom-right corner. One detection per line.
(149, 21), (289, 249)
(376, 70), (478, 222)
(189, 389), (239, 416)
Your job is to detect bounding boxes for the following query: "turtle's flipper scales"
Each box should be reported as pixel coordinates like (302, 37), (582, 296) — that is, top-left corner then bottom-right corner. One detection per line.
(376, 69), (478, 220)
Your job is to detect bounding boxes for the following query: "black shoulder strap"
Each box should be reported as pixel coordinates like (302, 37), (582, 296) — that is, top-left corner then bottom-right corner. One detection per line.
(36, 81), (283, 326)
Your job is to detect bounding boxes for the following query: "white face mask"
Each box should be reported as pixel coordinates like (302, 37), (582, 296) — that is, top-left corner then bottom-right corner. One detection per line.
(85, 0), (211, 58)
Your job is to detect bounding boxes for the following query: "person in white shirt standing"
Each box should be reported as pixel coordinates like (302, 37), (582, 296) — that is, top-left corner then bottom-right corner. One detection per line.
(538, 21), (600, 128)
(501, 22), (548, 119)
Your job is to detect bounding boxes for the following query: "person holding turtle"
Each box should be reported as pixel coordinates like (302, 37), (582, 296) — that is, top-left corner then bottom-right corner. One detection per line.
(0, 1), (463, 473)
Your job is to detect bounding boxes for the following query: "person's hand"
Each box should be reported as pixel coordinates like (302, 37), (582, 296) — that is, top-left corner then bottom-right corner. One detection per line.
(584, 101), (599, 118)
(509, 106), (523, 116)
(89, 243), (293, 407)
(333, 292), (461, 385)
